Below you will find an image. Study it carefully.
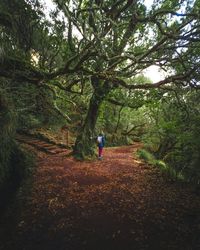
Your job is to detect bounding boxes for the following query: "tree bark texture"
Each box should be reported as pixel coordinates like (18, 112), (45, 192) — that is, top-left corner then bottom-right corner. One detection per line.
(73, 77), (111, 159)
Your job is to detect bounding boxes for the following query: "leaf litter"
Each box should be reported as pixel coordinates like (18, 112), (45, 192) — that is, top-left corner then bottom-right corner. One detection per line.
(0, 144), (200, 250)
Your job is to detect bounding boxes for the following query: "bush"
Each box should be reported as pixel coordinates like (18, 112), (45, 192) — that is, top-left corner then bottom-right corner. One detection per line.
(105, 133), (133, 147)
(0, 89), (35, 207)
(10, 143), (35, 185)
(137, 149), (183, 181)
(137, 149), (156, 165)
(0, 89), (16, 188)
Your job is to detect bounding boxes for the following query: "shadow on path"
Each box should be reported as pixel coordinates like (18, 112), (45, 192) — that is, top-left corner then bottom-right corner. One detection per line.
(0, 144), (200, 250)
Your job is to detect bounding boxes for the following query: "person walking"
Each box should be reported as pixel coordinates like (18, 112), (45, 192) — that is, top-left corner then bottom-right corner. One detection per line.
(97, 132), (105, 160)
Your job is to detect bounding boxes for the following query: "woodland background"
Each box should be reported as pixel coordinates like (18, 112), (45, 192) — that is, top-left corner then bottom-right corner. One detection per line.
(0, 0), (200, 197)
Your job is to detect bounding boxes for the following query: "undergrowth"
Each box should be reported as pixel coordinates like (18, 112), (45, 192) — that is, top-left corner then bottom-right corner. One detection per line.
(137, 149), (185, 181)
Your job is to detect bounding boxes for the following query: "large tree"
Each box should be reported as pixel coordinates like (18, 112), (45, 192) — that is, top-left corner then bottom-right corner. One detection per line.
(1, 0), (200, 159)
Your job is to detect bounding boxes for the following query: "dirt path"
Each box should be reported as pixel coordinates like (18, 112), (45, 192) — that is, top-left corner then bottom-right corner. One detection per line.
(0, 144), (200, 250)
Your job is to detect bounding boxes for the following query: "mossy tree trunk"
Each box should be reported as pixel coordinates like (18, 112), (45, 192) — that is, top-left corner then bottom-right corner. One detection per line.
(73, 77), (111, 159)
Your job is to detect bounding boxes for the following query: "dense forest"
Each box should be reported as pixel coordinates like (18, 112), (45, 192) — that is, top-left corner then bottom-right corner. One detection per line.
(1, 0), (200, 195)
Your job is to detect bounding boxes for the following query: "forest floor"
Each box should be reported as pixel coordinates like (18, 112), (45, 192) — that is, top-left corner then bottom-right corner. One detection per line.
(0, 137), (200, 250)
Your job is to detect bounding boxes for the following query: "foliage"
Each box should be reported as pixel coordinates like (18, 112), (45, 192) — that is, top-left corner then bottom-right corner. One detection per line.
(10, 142), (35, 185)
(137, 149), (156, 165)
(0, 89), (16, 185)
(0, 89), (35, 195)
(96, 77), (152, 146)
(0, 0), (200, 162)
(141, 88), (200, 184)
(137, 148), (182, 181)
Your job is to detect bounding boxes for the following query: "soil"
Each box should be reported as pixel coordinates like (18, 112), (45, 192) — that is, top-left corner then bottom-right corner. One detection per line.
(0, 142), (200, 250)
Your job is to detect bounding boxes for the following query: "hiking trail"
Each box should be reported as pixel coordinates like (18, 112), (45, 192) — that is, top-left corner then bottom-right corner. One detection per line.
(0, 138), (199, 250)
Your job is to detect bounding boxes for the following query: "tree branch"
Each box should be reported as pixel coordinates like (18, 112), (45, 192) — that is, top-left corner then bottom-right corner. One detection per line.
(107, 98), (143, 109)
(122, 123), (146, 136)
(98, 68), (197, 90)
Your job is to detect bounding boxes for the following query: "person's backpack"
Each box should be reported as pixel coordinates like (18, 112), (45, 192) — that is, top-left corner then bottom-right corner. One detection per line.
(97, 136), (102, 145)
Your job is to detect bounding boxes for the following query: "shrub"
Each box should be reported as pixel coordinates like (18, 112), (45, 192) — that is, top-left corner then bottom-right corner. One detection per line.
(10, 143), (35, 185)
(137, 149), (183, 181)
(137, 149), (156, 165)
(0, 89), (35, 204)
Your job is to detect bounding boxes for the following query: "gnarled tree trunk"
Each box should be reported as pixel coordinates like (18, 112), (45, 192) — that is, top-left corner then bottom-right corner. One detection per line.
(73, 77), (111, 159)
